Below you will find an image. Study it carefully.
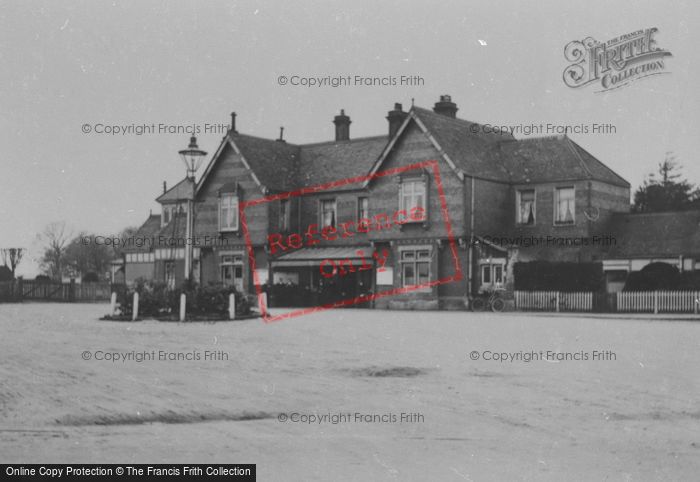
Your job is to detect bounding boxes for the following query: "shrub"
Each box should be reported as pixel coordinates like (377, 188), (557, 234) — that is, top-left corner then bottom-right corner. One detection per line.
(82, 272), (100, 283)
(34, 274), (52, 283)
(118, 278), (251, 319)
(623, 262), (687, 291)
(514, 261), (604, 292)
(0, 266), (12, 282)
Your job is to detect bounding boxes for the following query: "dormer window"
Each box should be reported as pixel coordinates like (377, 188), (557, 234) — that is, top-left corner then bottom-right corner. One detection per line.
(516, 190), (535, 225)
(219, 193), (239, 232)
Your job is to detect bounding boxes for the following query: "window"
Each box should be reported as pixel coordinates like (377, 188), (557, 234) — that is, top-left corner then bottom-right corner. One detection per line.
(320, 199), (336, 228)
(480, 263), (505, 289)
(481, 264), (491, 284)
(517, 190), (535, 225)
(357, 197), (369, 222)
(554, 187), (575, 225)
(162, 206), (171, 227)
(400, 248), (431, 287)
(400, 179), (426, 216)
(279, 199), (291, 231)
(219, 193), (239, 231)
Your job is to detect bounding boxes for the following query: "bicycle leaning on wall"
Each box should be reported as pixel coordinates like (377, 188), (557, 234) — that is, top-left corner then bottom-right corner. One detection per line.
(469, 287), (506, 312)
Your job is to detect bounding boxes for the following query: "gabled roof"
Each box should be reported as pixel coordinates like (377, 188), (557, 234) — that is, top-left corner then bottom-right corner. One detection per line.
(156, 178), (193, 203)
(123, 214), (161, 252)
(496, 136), (630, 187)
(604, 210), (700, 259)
(194, 103), (629, 197)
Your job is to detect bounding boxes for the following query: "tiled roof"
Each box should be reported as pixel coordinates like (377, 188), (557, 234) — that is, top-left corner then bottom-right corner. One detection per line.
(123, 214), (161, 252)
(156, 178), (193, 203)
(230, 134), (301, 192)
(154, 213), (187, 248)
(604, 210), (700, 259)
(412, 107), (513, 181)
(197, 104), (629, 195)
(494, 136), (629, 187)
(297, 136), (388, 188)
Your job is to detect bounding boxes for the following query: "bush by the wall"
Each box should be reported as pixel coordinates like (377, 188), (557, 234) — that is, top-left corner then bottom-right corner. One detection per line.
(623, 262), (700, 291)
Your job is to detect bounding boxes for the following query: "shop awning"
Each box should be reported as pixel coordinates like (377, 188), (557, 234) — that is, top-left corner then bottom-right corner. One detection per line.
(271, 246), (372, 268)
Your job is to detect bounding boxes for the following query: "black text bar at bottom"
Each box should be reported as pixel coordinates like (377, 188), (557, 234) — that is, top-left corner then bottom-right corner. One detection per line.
(3, 465), (256, 480)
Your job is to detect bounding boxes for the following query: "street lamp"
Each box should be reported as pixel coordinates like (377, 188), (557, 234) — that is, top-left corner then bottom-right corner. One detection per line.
(178, 136), (207, 283)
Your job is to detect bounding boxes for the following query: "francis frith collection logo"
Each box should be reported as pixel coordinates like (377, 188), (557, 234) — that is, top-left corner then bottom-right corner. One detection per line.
(563, 28), (672, 92)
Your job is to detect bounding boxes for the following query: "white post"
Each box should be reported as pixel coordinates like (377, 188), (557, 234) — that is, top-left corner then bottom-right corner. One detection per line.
(654, 290), (659, 314)
(229, 293), (236, 320)
(110, 292), (117, 316)
(180, 293), (186, 321)
(260, 292), (268, 312)
(132, 292), (139, 321)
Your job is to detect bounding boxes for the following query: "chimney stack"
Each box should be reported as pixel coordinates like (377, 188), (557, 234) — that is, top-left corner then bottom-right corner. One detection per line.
(333, 109), (351, 141)
(386, 103), (408, 138)
(163, 181), (167, 194)
(230, 112), (237, 134)
(276, 126), (286, 143)
(433, 95), (458, 118)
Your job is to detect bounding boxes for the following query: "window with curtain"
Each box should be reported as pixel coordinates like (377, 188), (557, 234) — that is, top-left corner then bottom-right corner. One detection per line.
(554, 187), (575, 224)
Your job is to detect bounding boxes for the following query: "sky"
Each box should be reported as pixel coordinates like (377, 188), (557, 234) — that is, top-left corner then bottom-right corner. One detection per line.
(1, 0), (698, 277)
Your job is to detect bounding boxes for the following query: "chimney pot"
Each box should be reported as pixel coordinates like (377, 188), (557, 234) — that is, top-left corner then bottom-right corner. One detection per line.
(433, 95), (458, 118)
(333, 109), (351, 141)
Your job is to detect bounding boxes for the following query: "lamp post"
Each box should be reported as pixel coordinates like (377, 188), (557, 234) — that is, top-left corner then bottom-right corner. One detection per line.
(178, 136), (207, 283)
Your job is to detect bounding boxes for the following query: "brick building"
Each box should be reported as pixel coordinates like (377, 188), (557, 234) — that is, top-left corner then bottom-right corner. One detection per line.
(123, 95), (673, 308)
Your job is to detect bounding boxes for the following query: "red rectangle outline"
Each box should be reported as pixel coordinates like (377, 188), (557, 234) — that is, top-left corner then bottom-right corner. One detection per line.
(239, 160), (463, 322)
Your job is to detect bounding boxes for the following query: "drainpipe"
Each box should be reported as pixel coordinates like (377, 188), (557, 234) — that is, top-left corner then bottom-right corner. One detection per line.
(467, 176), (475, 298)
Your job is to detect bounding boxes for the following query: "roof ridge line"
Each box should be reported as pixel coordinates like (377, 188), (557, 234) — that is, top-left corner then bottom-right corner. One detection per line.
(299, 134), (388, 148)
(564, 136), (594, 179)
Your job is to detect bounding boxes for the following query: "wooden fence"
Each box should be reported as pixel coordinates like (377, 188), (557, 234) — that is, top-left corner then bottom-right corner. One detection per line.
(617, 290), (700, 314)
(0, 280), (114, 302)
(515, 290), (700, 314)
(514, 291), (593, 312)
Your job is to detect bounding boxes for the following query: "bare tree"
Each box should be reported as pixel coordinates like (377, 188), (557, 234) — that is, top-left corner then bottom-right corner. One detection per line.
(1, 248), (25, 278)
(37, 222), (72, 280)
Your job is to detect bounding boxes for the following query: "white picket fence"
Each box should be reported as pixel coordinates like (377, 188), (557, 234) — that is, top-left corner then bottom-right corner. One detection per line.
(514, 291), (593, 312)
(617, 290), (700, 314)
(515, 290), (700, 314)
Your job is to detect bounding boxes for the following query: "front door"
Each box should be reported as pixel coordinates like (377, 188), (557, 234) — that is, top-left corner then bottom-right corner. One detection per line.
(221, 254), (245, 292)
